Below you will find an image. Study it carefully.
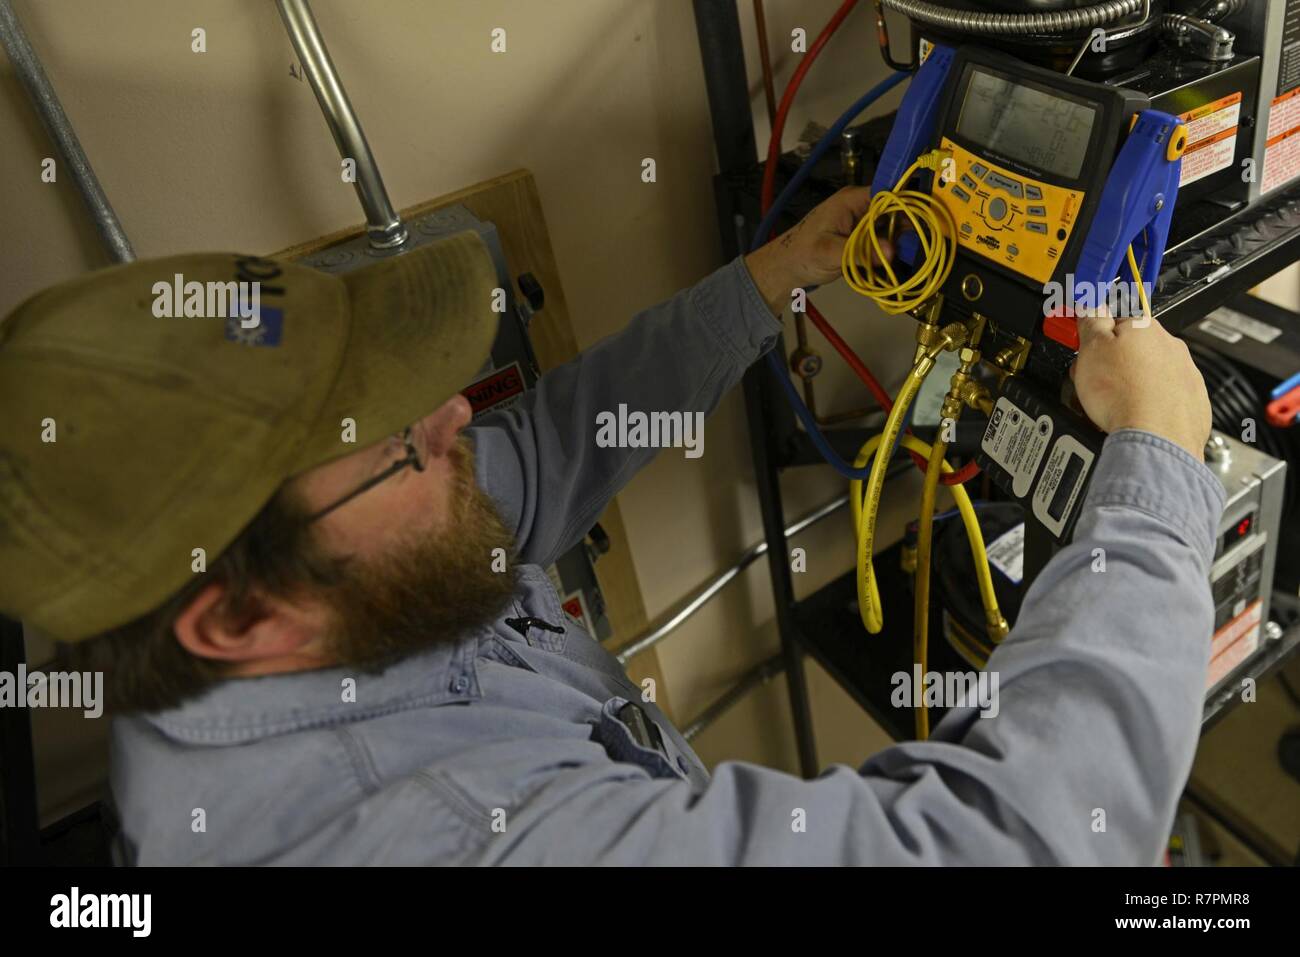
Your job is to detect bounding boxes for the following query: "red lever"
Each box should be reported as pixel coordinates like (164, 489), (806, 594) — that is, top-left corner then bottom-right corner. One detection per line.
(1266, 387), (1300, 429)
(1043, 308), (1080, 351)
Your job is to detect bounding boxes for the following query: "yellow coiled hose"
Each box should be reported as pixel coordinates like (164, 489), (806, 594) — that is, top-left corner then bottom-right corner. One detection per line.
(842, 150), (957, 315)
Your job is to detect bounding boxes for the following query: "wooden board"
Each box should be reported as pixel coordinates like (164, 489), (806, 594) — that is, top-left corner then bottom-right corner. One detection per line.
(274, 170), (672, 719)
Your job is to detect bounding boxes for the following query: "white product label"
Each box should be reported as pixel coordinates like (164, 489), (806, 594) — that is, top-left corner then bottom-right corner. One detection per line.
(1206, 307), (1282, 343)
(1031, 434), (1096, 538)
(1197, 317), (1243, 343)
(982, 397), (1053, 498)
(985, 522), (1025, 585)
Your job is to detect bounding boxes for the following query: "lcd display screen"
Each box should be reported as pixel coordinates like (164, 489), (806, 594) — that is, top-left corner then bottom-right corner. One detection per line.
(956, 69), (1097, 180)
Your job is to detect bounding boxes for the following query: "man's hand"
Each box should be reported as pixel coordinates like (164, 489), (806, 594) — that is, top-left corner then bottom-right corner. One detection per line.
(743, 186), (884, 316)
(1072, 309), (1212, 462)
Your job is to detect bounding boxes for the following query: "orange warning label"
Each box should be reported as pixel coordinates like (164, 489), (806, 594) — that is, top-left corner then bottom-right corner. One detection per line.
(1267, 87), (1300, 142)
(1263, 88), (1300, 194)
(1178, 93), (1241, 186)
(1207, 599), (1261, 688)
(1181, 92), (1242, 141)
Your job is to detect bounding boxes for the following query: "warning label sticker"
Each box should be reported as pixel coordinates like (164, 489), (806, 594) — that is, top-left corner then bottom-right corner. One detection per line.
(1207, 599), (1262, 689)
(982, 397), (1052, 498)
(462, 361), (526, 418)
(1181, 129), (1238, 186)
(1263, 87), (1300, 194)
(1179, 93), (1241, 187)
(561, 590), (593, 635)
(1182, 93), (1242, 140)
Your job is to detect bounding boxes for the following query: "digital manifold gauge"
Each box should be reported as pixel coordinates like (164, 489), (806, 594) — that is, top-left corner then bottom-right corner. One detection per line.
(876, 44), (1189, 542)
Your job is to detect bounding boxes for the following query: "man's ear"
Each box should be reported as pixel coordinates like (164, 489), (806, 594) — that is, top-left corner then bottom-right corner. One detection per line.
(173, 581), (330, 667)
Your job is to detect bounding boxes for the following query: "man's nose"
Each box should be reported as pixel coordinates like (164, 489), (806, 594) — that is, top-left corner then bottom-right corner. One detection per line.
(422, 393), (473, 456)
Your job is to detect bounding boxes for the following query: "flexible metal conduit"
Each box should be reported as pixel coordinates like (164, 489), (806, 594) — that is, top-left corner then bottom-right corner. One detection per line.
(274, 0), (407, 249)
(880, 0), (1144, 34)
(0, 0), (134, 263)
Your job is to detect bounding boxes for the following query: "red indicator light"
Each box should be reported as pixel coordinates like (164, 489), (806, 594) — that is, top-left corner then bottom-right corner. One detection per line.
(1237, 518), (1251, 536)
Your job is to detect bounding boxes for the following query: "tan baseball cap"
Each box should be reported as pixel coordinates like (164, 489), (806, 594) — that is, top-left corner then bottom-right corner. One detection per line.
(0, 229), (500, 641)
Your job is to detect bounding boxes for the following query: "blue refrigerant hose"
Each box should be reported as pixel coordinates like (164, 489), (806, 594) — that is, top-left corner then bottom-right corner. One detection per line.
(752, 70), (910, 480)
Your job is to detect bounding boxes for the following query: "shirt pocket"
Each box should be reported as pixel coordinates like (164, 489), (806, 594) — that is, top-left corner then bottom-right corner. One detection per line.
(592, 697), (692, 783)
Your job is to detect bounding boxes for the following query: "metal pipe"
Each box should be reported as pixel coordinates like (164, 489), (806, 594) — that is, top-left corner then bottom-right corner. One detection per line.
(0, 0), (134, 263)
(692, 0), (758, 175)
(880, 0), (1144, 35)
(616, 494), (849, 665)
(681, 653), (785, 741)
(752, 0), (777, 125)
(274, 0), (407, 249)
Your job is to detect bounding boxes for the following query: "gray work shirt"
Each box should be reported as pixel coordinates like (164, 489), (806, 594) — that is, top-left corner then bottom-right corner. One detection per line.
(110, 256), (1226, 865)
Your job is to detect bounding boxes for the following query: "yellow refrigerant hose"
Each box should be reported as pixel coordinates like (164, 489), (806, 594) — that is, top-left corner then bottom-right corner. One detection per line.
(852, 360), (929, 634)
(850, 430), (1001, 643)
(913, 435), (950, 741)
(842, 149), (957, 315)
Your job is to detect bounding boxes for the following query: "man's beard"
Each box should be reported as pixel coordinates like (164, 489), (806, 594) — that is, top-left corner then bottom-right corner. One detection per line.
(317, 436), (519, 669)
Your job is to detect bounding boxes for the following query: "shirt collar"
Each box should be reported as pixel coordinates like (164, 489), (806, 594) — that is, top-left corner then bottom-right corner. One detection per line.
(141, 638), (482, 745)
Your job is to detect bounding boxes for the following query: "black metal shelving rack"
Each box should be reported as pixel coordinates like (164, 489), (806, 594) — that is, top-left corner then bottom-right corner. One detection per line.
(693, 0), (1300, 778)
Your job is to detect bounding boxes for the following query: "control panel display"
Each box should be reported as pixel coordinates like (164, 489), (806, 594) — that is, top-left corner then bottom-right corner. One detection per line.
(937, 135), (1086, 284)
(956, 69), (1097, 180)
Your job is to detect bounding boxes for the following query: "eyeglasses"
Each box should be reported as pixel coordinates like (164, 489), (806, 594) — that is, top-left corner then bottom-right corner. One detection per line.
(307, 426), (425, 523)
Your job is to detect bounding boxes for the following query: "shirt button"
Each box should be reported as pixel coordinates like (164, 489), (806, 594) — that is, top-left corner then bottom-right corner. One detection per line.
(452, 676), (469, 693)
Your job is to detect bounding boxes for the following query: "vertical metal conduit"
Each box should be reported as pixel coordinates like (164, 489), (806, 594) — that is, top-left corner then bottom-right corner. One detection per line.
(0, 0), (135, 263)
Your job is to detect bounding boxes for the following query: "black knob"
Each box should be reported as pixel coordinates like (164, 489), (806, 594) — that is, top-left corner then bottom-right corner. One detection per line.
(587, 523), (611, 556)
(518, 272), (544, 311)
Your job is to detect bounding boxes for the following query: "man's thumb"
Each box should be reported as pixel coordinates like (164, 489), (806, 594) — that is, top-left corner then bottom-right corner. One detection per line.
(1075, 307), (1115, 346)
